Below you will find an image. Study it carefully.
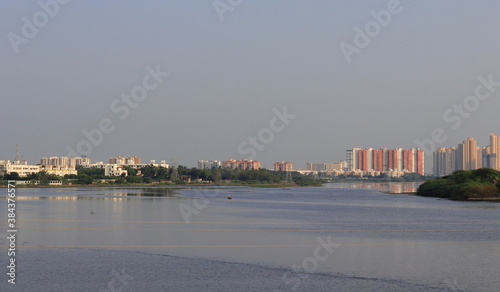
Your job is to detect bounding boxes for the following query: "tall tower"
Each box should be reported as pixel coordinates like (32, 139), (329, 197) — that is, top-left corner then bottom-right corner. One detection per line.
(15, 144), (20, 162)
(490, 133), (500, 170)
(458, 137), (479, 170)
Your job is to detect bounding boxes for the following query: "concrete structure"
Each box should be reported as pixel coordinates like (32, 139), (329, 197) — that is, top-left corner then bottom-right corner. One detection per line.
(104, 164), (128, 176)
(274, 161), (293, 171)
(109, 156), (142, 165)
(433, 147), (457, 176)
(0, 161), (40, 177)
(490, 133), (500, 170)
(40, 166), (78, 176)
(434, 133), (500, 174)
(40, 156), (90, 167)
(306, 162), (343, 172)
(457, 137), (481, 170)
(346, 148), (424, 175)
(198, 160), (222, 169)
(222, 159), (261, 170)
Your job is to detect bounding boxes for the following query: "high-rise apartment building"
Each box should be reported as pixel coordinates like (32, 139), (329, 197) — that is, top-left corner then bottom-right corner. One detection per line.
(222, 159), (261, 170)
(490, 133), (500, 170)
(198, 160), (222, 169)
(346, 148), (424, 175)
(457, 138), (481, 170)
(40, 156), (91, 167)
(433, 147), (456, 176)
(109, 156), (142, 165)
(434, 134), (500, 175)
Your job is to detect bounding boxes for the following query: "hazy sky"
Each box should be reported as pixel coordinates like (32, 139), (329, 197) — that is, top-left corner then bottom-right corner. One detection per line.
(2, 1), (500, 172)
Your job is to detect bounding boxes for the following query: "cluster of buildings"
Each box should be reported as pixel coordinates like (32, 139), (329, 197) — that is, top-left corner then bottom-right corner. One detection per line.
(0, 155), (169, 178)
(344, 148), (425, 176)
(198, 152), (426, 178)
(92, 156), (169, 176)
(4, 134), (500, 179)
(0, 160), (51, 177)
(198, 159), (261, 170)
(433, 133), (500, 176)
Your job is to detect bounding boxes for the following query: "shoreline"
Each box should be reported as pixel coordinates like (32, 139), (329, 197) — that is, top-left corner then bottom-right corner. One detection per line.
(382, 191), (500, 202)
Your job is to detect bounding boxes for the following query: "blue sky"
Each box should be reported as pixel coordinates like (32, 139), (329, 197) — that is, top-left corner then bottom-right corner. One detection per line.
(2, 0), (500, 172)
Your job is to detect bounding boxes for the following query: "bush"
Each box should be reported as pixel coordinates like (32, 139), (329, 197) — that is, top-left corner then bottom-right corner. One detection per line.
(461, 182), (498, 199)
(417, 168), (500, 200)
(125, 176), (144, 184)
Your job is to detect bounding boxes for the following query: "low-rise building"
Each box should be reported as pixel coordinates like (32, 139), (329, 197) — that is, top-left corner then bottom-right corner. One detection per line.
(0, 161), (40, 177)
(104, 164), (128, 177)
(40, 165), (78, 177)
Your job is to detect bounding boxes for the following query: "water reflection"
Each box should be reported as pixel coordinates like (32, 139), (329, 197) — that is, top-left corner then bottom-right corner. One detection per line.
(12, 187), (179, 200)
(102, 187), (178, 197)
(324, 182), (423, 194)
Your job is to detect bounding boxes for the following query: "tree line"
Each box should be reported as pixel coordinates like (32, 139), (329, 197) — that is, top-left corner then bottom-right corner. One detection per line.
(2, 165), (323, 186)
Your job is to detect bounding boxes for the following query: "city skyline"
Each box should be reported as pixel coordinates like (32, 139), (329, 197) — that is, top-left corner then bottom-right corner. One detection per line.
(434, 133), (500, 175)
(2, 1), (500, 173)
(6, 131), (500, 175)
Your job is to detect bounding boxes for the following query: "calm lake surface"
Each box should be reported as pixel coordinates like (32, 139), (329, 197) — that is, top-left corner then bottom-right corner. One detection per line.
(1, 183), (499, 291)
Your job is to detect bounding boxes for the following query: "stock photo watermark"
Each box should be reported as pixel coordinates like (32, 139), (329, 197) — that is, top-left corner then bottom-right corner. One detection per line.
(6, 181), (17, 285)
(99, 268), (135, 292)
(340, 0), (411, 64)
(415, 73), (500, 153)
(273, 236), (340, 292)
(213, 0), (244, 22)
(8, 0), (71, 54)
(179, 188), (221, 224)
(65, 64), (169, 158)
(237, 106), (296, 160)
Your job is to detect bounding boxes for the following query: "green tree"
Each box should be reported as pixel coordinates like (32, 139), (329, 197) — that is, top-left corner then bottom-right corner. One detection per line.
(77, 174), (94, 185)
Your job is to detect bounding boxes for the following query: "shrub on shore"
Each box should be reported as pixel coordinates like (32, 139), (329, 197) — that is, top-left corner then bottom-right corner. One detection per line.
(417, 168), (500, 200)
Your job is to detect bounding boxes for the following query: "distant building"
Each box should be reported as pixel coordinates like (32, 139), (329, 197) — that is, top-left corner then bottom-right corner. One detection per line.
(306, 163), (342, 172)
(104, 156), (167, 170)
(0, 160), (40, 177)
(104, 164), (128, 177)
(433, 133), (500, 175)
(489, 133), (500, 170)
(222, 159), (260, 170)
(198, 160), (222, 169)
(274, 161), (293, 171)
(0, 159), (78, 177)
(40, 156), (91, 167)
(433, 147), (457, 176)
(109, 156), (142, 165)
(40, 165), (78, 176)
(346, 148), (424, 175)
(456, 137), (481, 170)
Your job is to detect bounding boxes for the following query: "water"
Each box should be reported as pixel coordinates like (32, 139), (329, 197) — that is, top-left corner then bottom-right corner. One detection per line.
(1, 184), (499, 291)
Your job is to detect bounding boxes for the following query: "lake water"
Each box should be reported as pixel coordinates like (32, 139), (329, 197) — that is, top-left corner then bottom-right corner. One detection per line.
(1, 183), (499, 291)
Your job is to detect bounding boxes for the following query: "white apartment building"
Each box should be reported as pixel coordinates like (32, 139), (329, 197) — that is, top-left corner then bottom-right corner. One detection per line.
(198, 160), (222, 169)
(104, 164), (128, 176)
(40, 156), (91, 167)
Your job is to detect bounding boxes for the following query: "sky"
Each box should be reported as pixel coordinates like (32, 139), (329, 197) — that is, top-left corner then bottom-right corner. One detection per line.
(1, 0), (500, 172)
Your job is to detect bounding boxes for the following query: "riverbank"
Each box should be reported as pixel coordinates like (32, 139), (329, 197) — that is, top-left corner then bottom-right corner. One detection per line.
(383, 191), (500, 202)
